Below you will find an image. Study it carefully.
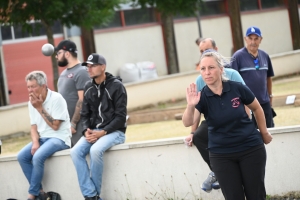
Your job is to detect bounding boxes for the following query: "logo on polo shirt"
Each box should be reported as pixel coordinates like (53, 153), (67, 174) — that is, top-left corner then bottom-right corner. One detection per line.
(67, 73), (74, 78)
(231, 97), (240, 108)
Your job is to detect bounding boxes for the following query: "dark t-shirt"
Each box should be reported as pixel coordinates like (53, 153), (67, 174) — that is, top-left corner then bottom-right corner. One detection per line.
(231, 47), (274, 104)
(195, 81), (263, 154)
(58, 63), (90, 142)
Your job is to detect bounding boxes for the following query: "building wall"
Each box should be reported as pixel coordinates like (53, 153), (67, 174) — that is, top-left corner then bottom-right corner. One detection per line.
(94, 25), (167, 76)
(174, 16), (233, 73)
(2, 36), (65, 104)
(240, 9), (293, 55)
(0, 8), (297, 105)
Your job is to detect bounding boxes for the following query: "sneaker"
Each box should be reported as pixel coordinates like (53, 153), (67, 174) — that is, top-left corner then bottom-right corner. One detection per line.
(212, 180), (221, 190)
(36, 192), (50, 200)
(201, 171), (218, 193)
(85, 196), (101, 200)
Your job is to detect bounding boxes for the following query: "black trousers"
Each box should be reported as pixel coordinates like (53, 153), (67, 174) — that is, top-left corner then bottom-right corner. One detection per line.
(252, 101), (274, 128)
(192, 120), (212, 170)
(210, 144), (267, 200)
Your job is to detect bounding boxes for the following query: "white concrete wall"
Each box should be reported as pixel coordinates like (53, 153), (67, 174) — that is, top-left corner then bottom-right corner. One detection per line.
(271, 50), (300, 77)
(0, 102), (30, 136)
(68, 36), (84, 62)
(174, 16), (233, 73)
(0, 126), (300, 200)
(240, 9), (292, 55)
(94, 26), (167, 77)
(90, 8), (293, 76)
(0, 51), (299, 137)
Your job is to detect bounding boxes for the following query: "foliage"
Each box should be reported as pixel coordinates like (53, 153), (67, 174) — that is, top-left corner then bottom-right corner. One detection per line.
(0, 0), (125, 91)
(0, 0), (123, 31)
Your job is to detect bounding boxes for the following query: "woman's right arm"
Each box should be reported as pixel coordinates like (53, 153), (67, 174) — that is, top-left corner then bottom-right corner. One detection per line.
(182, 83), (201, 127)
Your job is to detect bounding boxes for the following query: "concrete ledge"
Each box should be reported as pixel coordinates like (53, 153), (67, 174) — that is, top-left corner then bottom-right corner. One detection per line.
(1, 125), (300, 200)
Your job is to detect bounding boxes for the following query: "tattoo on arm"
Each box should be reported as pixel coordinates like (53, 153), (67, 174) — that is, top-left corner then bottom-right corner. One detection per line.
(76, 100), (83, 108)
(71, 100), (83, 124)
(42, 109), (54, 125)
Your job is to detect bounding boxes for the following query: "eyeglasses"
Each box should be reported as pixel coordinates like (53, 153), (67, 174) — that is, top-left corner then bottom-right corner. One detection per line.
(56, 50), (66, 56)
(253, 58), (260, 70)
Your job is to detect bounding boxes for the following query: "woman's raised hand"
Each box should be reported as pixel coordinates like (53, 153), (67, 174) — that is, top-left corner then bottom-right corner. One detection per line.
(186, 83), (201, 106)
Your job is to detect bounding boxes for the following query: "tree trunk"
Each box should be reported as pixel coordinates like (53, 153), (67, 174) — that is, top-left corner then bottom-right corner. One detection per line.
(43, 21), (58, 91)
(80, 27), (96, 61)
(227, 0), (244, 54)
(0, 49), (8, 106)
(287, 0), (300, 50)
(161, 13), (179, 74)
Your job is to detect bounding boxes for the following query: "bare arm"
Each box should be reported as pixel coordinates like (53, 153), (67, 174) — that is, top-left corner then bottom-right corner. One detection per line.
(185, 110), (201, 146)
(30, 93), (62, 131)
(247, 98), (272, 144)
(267, 77), (273, 105)
(191, 111), (201, 132)
(70, 90), (84, 133)
(38, 108), (62, 131)
(30, 125), (40, 155)
(182, 83), (201, 127)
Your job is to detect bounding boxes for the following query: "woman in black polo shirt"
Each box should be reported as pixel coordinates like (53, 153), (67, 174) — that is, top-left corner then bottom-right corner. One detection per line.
(182, 51), (272, 200)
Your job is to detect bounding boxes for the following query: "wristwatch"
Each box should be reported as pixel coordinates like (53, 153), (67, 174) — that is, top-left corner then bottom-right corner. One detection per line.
(269, 94), (273, 98)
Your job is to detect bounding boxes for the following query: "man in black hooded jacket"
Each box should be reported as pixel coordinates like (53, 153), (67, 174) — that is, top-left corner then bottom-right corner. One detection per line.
(70, 53), (127, 200)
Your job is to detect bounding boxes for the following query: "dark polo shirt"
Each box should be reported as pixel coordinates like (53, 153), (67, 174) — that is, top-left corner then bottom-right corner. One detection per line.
(231, 47), (274, 104)
(195, 81), (263, 154)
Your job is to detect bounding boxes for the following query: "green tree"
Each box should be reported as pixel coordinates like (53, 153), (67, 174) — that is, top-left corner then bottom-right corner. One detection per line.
(133, 0), (200, 74)
(0, 0), (122, 92)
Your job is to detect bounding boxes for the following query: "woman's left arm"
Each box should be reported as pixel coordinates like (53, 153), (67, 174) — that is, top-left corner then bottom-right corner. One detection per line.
(247, 98), (272, 144)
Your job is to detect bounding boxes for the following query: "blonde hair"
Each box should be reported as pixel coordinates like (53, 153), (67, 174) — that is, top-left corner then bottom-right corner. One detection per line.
(200, 50), (229, 81)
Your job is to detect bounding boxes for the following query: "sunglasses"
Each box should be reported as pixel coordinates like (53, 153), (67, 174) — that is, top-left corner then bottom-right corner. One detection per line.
(253, 58), (260, 70)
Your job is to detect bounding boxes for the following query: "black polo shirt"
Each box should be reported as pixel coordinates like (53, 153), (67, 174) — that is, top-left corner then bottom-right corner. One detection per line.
(195, 81), (263, 154)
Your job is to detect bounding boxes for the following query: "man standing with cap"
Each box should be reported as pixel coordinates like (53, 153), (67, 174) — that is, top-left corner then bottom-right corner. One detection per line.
(70, 53), (127, 200)
(55, 40), (90, 146)
(231, 26), (275, 128)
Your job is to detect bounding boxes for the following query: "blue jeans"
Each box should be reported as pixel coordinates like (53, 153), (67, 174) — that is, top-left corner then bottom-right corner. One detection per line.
(70, 130), (125, 197)
(17, 138), (69, 196)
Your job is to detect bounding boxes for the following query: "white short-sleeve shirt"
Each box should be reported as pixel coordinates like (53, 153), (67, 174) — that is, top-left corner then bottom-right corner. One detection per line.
(28, 89), (71, 147)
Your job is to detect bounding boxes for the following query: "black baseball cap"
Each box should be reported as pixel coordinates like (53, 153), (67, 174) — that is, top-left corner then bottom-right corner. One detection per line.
(82, 53), (106, 66)
(55, 40), (78, 53)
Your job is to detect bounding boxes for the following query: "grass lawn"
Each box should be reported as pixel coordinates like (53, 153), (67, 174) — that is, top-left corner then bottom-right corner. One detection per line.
(1, 75), (300, 156)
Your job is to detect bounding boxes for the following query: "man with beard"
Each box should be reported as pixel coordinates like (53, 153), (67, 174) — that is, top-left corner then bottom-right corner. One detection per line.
(55, 40), (90, 146)
(231, 26), (275, 128)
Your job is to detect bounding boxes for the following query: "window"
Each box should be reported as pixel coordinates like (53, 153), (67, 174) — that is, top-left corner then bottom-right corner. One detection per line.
(94, 11), (122, 29)
(1, 25), (13, 40)
(14, 24), (30, 39)
(174, 0), (225, 19)
(240, 0), (286, 11)
(199, 0), (226, 16)
(1, 21), (63, 41)
(240, 0), (259, 11)
(124, 7), (156, 26)
(261, 0), (285, 9)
